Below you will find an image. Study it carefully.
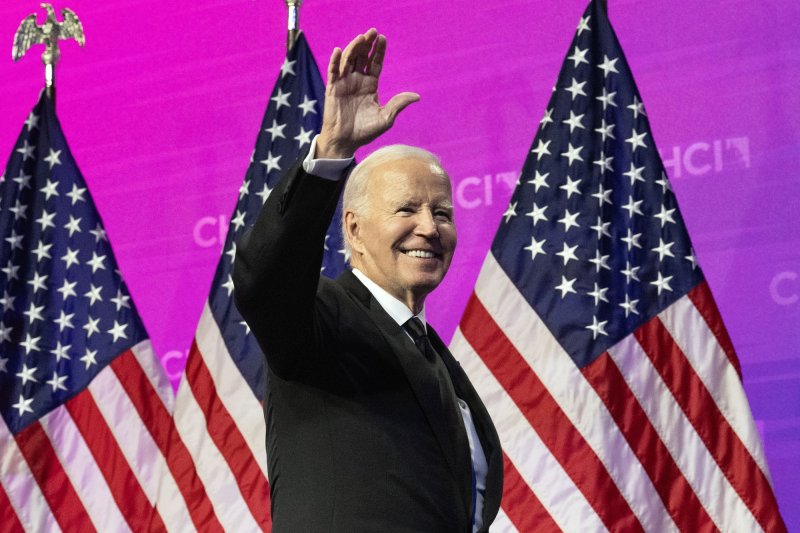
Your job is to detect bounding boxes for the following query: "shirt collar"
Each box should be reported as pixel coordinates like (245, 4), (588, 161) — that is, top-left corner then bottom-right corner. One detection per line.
(351, 268), (426, 328)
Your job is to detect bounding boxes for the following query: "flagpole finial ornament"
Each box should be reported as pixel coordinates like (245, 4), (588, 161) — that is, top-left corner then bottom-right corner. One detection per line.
(285, 0), (303, 51)
(12, 3), (85, 92)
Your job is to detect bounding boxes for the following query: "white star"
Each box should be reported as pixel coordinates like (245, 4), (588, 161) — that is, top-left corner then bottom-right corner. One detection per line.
(654, 205), (676, 227)
(531, 139), (551, 160)
(528, 170), (549, 192)
(87, 252), (107, 273)
(265, 119), (287, 140)
(556, 242), (579, 266)
(17, 365), (39, 385)
(31, 241), (52, 261)
(686, 249), (698, 270)
(593, 153), (614, 173)
(226, 242), (237, 263)
(586, 316), (609, 339)
(280, 58), (296, 77)
(80, 348), (99, 369)
(89, 223), (107, 242)
(628, 95), (646, 118)
(1, 260), (20, 281)
(564, 77), (587, 100)
(591, 216), (611, 238)
(539, 108), (554, 129)
(111, 289), (131, 311)
(61, 248), (80, 270)
(651, 272), (674, 295)
(83, 317), (101, 338)
(24, 111), (39, 131)
(260, 151), (282, 173)
(597, 55), (620, 78)
(297, 95), (318, 116)
(9, 200), (28, 220)
(561, 143), (584, 166)
(19, 333), (41, 355)
(652, 238), (675, 261)
(555, 276), (578, 298)
(5, 230), (24, 250)
(51, 341), (72, 361)
(619, 294), (640, 317)
(523, 236), (547, 260)
(13, 170), (32, 189)
(502, 202), (517, 223)
(562, 110), (586, 133)
(592, 184), (613, 206)
(558, 210), (581, 232)
(222, 275), (235, 296)
(656, 172), (672, 194)
(622, 196), (644, 218)
(0, 291), (15, 312)
(27, 272), (48, 293)
(622, 261), (641, 284)
(23, 302), (45, 324)
(11, 395), (34, 416)
(589, 249), (610, 272)
(255, 183), (272, 204)
(526, 203), (548, 225)
(54, 310), (75, 332)
(623, 163), (645, 185)
(294, 127), (313, 149)
(621, 228), (643, 250)
(594, 119), (616, 142)
(595, 87), (618, 110)
(36, 210), (56, 231)
(270, 88), (292, 109)
(107, 320), (128, 342)
(44, 148), (62, 168)
(626, 129), (648, 153)
(231, 210), (246, 232)
(559, 176), (582, 198)
(64, 215), (82, 236)
(85, 284), (103, 305)
(587, 283), (610, 306)
(66, 183), (86, 205)
(577, 15), (591, 35)
(47, 372), (68, 392)
(16, 140), (35, 161)
(567, 46), (589, 67)
(41, 178), (59, 199)
(240, 320), (251, 335)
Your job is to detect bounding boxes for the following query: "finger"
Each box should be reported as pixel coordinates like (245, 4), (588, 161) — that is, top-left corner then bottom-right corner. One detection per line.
(383, 92), (421, 123)
(366, 34), (386, 77)
(328, 47), (342, 83)
(340, 33), (366, 77)
(353, 30), (378, 73)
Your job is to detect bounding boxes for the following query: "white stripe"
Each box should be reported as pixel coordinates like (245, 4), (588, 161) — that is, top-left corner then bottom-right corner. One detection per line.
(490, 506), (519, 533)
(473, 253), (677, 532)
(608, 333), (763, 533)
(0, 417), (61, 533)
(451, 328), (605, 533)
(659, 295), (771, 479)
(194, 302), (269, 480)
(87, 360), (194, 532)
(131, 340), (175, 413)
(173, 372), (261, 532)
(38, 404), (131, 533)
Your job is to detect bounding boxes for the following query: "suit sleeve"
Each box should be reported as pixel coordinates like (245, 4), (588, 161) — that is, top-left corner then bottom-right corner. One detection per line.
(232, 152), (347, 379)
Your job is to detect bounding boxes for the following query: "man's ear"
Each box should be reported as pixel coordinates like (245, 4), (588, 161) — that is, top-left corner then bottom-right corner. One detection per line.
(344, 210), (364, 255)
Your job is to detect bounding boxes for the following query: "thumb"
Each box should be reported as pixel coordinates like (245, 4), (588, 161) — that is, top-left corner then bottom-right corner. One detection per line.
(383, 92), (421, 123)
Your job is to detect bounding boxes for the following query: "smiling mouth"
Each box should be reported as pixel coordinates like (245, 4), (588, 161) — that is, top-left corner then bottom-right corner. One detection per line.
(403, 249), (439, 259)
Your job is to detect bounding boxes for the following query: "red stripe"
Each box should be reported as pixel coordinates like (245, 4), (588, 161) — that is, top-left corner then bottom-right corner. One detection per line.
(500, 452), (560, 532)
(64, 388), (166, 532)
(687, 281), (741, 380)
(0, 486), (25, 533)
(460, 293), (644, 532)
(14, 420), (96, 532)
(582, 351), (718, 533)
(110, 351), (224, 532)
(635, 318), (786, 533)
(185, 342), (272, 529)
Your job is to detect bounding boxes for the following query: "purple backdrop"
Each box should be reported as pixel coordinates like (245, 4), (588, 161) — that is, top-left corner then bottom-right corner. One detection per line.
(3, 0), (798, 527)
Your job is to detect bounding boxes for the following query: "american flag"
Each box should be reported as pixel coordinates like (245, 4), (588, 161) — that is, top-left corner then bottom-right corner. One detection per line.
(0, 91), (179, 531)
(450, 1), (787, 531)
(166, 33), (343, 530)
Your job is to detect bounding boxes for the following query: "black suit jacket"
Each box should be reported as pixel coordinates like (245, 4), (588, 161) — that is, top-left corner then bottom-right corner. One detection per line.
(233, 156), (503, 532)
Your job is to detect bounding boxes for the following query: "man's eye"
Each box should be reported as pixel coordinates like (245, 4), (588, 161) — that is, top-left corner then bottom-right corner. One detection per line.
(397, 207), (414, 214)
(435, 211), (452, 221)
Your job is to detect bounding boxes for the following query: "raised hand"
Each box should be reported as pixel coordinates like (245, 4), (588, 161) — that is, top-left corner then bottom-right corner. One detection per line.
(315, 29), (420, 159)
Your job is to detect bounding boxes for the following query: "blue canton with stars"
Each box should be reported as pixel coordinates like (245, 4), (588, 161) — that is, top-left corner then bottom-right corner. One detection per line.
(492, 0), (704, 368)
(208, 33), (344, 401)
(0, 91), (147, 434)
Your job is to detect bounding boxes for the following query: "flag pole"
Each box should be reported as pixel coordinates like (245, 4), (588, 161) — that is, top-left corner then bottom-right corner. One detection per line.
(285, 0), (302, 51)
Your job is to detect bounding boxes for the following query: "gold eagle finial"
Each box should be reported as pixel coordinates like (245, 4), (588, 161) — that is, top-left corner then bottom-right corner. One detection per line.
(12, 3), (85, 65)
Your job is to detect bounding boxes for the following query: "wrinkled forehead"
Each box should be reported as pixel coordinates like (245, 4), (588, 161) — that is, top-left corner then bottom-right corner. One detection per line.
(368, 156), (453, 201)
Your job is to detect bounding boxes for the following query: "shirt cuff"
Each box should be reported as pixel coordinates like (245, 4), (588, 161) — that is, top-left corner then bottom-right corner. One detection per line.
(302, 136), (354, 181)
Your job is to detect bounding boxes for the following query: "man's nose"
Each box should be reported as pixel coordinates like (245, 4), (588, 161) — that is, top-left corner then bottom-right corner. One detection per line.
(414, 209), (439, 238)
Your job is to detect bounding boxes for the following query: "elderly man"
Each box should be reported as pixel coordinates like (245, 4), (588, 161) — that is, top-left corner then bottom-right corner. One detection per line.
(234, 29), (503, 532)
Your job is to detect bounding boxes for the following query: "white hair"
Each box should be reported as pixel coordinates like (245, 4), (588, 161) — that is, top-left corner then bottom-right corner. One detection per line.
(341, 144), (448, 259)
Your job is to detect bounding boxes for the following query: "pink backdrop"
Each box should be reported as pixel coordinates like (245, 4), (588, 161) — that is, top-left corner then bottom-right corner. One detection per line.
(2, 0), (798, 527)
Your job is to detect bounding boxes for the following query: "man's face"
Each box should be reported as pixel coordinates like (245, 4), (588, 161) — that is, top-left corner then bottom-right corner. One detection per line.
(347, 157), (457, 311)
